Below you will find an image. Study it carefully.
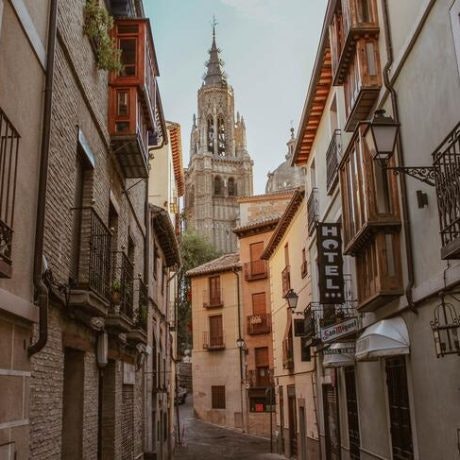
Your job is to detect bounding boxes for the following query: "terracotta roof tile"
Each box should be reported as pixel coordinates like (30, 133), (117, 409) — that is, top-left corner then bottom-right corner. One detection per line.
(186, 253), (240, 277)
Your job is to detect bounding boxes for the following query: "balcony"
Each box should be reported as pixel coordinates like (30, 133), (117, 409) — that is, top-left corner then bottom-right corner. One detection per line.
(304, 305), (318, 343)
(0, 108), (20, 278)
(281, 265), (291, 296)
(307, 188), (319, 235)
(135, 279), (148, 332)
(434, 122), (460, 259)
(247, 313), (271, 335)
(69, 208), (111, 315)
(202, 332), (225, 351)
(106, 251), (134, 333)
(330, 0), (379, 85)
(109, 19), (158, 178)
(326, 129), (342, 193)
(202, 289), (223, 309)
(244, 260), (268, 281)
(247, 368), (274, 388)
(339, 125), (401, 255)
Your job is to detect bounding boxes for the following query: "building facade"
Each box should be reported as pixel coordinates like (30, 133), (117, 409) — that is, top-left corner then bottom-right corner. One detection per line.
(26, 1), (167, 459)
(0, 0), (51, 457)
(288, 1), (460, 459)
(184, 26), (254, 254)
(188, 254), (245, 429)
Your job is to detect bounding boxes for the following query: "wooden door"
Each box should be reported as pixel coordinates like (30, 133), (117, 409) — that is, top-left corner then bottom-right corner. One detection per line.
(209, 315), (223, 347)
(250, 241), (265, 275)
(345, 367), (360, 459)
(252, 292), (266, 315)
(288, 393), (298, 457)
(323, 384), (341, 460)
(209, 276), (221, 305)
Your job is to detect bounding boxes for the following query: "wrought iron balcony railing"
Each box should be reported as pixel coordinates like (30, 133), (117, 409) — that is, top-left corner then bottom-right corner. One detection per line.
(202, 332), (225, 351)
(244, 260), (268, 281)
(307, 188), (319, 235)
(247, 313), (271, 335)
(281, 265), (291, 297)
(247, 368), (274, 388)
(112, 251), (134, 318)
(202, 289), (223, 308)
(75, 208), (112, 301)
(0, 108), (20, 278)
(326, 129), (342, 192)
(136, 278), (148, 331)
(434, 122), (460, 259)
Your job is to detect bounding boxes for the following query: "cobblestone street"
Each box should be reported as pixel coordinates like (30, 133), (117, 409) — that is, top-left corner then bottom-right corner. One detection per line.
(174, 397), (287, 460)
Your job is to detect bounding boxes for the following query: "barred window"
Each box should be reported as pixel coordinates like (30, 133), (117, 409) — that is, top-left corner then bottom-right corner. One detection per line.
(211, 385), (226, 409)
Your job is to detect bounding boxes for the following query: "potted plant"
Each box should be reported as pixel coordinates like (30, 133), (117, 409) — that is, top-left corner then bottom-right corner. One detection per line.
(84, 0), (122, 72)
(136, 304), (148, 330)
(111, 280), (122, 307)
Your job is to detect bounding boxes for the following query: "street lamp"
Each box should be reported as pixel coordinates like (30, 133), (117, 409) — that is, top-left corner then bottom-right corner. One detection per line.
(366, 109), (400, 164)
(236, 337), (245, 349)
(284, 288), (299, 312)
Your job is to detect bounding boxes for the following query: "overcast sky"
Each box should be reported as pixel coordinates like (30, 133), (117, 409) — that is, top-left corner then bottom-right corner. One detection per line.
(146, 0), (327, 194)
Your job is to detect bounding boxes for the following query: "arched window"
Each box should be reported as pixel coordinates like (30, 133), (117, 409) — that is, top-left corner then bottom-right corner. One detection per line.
(207, 117), (214, 153)
(227, 177), (237, 196)
(214, 176), (223, 195)
(217, 117), (225, 156)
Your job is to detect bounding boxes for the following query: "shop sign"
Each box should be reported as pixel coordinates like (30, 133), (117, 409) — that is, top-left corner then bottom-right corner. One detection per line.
(317, 223), (344, 304)
(321, 317), (358, 343)
(323, 343), (356, 355)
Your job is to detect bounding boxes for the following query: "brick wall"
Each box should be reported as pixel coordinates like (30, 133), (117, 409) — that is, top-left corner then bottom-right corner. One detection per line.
(121, 385), (134, 459)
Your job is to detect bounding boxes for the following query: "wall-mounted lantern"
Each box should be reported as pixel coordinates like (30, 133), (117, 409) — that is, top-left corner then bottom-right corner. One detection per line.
(284, 288), (299, 312)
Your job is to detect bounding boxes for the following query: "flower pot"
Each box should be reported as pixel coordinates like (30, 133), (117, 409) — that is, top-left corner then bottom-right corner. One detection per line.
(111, 291), (121, 306)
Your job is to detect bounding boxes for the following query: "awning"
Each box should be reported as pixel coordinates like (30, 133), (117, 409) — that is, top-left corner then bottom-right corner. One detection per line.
(356, 317), (410, 361)
(323, 343), (355, 368)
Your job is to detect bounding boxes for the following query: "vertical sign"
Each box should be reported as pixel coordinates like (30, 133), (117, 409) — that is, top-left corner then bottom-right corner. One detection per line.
(317, 222), (344, 304)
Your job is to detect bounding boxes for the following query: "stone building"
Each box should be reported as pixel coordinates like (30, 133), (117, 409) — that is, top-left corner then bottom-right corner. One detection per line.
(265, 129), (306, 194)
(27, 1), (166, 459)
(184, 26), (254, 254)
(0, 1), (51, 457)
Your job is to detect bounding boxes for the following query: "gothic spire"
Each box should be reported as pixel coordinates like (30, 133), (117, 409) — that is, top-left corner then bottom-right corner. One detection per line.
(204, 17), (226, 86)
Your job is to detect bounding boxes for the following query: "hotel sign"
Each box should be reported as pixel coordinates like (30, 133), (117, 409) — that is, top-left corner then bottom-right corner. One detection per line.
(321, 318), (359, 343)
(317, 223), (344, 304)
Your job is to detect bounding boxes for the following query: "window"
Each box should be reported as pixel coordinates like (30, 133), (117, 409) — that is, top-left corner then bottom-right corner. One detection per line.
(214, 176), (223, 195)
(217, 117), (226, 155)
(209, 315), (223, 348)
(207, 116), (214, 153)
(301, 248), (308, 278)
(119, 38), (137, 76)
(0, 108), (19, 277)
(211, 385), (226, 409)
(284, 243), (290, 267)
(255, 347), (270, 387)
(153, 244), (158, 278)
(117, 90), (129, 117)
(249, 393), (275, 413)
(252, 292), (266, 315)
(227, 177), (236, 196)
(300, 338), (311, 362)
(209, 276), (221, 306)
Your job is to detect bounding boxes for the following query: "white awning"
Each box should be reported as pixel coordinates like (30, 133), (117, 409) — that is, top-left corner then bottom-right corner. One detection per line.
(323, 343), (355, 368)
(356, 317), (410, 361)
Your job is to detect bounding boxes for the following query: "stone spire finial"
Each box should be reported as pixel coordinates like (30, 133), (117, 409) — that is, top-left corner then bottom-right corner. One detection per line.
(204, 17), (226, 86)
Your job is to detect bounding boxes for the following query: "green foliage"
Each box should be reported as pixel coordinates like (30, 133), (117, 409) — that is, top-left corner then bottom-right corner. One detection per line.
(136, 303), (148, 330)
(84, 0), (122, 72)
(176, 230), (221, 355)
(112, 279), (121, 292)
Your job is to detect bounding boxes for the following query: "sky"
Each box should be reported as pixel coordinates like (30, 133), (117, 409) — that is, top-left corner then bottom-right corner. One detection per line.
(146, 0), (327, 194)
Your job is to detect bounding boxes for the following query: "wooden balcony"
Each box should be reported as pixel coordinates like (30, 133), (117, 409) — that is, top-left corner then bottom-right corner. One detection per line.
(202, 289), (223, 309)
(247, 313), (271, 335)
(330, 0), (380, 86)
(244, 260), (268, 281)
(339, 125), (401, 256)
(202, 332), (225, 351)
(307, 188), (319, 235)
(109, 19), (158, 178)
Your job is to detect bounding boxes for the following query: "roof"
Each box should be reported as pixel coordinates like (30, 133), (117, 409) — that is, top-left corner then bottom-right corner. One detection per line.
(233, 215), (281, 238)
(204, 25), (226, 86)
(237, 189), (296, 204)
(187, 253), (240, 278)
(292, 3), (335, 166)
(167, 122), (185, 197)
(261, 189), (305, 260)
(150, 205), (180, 267)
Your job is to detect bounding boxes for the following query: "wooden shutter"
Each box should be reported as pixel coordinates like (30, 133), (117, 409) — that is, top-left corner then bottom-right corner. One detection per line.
(209, 315), (223, 347)
(250, 242), (265, 275)
(209, 276), (221, 305)
(255, 347), (269, 367)
(211, 385), (226, 409)
(252, 292), (266, 315)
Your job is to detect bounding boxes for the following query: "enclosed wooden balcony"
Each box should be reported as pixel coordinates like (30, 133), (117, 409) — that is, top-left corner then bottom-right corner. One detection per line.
(247, 313), (271, 335)
(339, 124), (401, 255)
(109, 19), (158, 178)
(330, 0), (380, 85)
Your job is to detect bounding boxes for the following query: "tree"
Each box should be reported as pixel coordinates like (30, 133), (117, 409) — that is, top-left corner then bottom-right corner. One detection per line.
(177, 230), (221, 355)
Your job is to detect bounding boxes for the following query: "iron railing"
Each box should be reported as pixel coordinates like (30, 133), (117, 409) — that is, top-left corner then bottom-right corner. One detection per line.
(202, 288), (223, 308)
(247, 368), (274, 388)
(112, 251), (134, 318)
(247, 313), (271, 335)
(0, 108), (20, 277)
(307, 188), (319, 235)
(433, 122), (460, 259)
(281, 265), (291, 296)
(77, 208), (112, 300)
(244, 260), (268, 281)
(136, 278), (148, 331)
(202, 332), (225, 351)
(326, 129), (341, 192)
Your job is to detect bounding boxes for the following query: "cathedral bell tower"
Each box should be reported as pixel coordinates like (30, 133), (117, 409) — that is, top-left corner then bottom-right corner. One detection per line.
(184, 22), (254, 254)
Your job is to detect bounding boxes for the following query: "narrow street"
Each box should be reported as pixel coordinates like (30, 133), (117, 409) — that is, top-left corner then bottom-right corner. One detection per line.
(174, 397), (287, 460)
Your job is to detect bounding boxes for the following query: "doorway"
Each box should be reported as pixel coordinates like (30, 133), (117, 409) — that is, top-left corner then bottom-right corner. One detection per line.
(323, 384), (341, 460)
(344, 367), (360, 459)
(287, 385), (297, 457)
(299, 406), (307, 460)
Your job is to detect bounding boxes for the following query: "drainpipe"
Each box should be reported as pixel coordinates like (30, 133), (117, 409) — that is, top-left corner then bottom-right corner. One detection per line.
(380, 0), (417, 314)
(29, 0), (58, 356)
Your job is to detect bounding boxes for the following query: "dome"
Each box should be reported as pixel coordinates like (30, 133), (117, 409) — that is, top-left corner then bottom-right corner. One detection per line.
(265, 129), (305, 194)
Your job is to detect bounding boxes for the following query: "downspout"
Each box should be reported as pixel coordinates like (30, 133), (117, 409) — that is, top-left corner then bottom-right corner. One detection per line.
(380, 0), (417, 313)
(29, 0), (58, 356)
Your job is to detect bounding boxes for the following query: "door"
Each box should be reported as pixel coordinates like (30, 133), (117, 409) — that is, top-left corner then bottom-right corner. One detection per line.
(323, 384), (341, 460)
(287, 388), (297, 457)
(209, 276), (221, 305)
(250, 241), (265, 275)
(386, 357), (414, 460)
(299, 406), (307, 460)
(209, 315), (223, 347)
(344, 367), (360, 459)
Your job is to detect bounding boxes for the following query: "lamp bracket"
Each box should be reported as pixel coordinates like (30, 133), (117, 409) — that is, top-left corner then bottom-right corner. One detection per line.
(385, 166), (437, 187)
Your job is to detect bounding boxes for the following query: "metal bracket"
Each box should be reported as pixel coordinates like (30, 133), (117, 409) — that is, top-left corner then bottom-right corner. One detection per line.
(386, 166), (437, 186)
